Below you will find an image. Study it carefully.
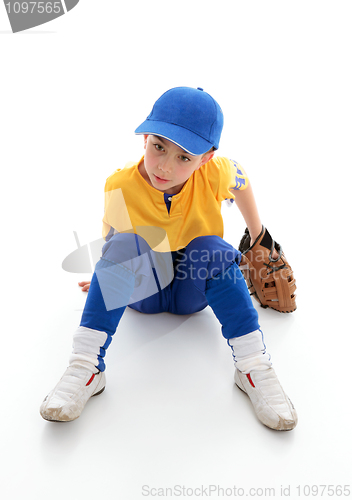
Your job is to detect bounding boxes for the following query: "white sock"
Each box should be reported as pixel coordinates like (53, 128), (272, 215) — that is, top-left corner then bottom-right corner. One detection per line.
(228, 329), (272, 373)
(69, 326), (109, 371)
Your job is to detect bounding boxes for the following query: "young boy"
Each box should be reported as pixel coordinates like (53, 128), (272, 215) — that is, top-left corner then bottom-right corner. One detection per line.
(40, 87), (298, 431)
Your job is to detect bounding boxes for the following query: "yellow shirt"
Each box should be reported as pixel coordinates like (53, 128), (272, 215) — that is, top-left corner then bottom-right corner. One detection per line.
(102, 156), (248, 252)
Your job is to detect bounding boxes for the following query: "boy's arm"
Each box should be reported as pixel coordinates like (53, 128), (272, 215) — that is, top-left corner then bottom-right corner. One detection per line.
(229, 166), (296, 313)
(231, 180), (280, 260)
(231, 181), (262, 245)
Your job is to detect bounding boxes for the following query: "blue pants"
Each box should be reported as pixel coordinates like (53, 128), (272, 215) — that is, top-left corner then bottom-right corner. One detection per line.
(80, 233), (260, 371)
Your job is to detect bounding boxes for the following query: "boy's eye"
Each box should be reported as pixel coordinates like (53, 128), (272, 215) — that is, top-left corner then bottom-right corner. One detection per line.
(179, 155), (190, 162)
(154, 143), (164, 151)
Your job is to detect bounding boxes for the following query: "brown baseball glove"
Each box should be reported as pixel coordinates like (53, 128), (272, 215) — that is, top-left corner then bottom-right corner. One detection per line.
(238, 226), (297, 313)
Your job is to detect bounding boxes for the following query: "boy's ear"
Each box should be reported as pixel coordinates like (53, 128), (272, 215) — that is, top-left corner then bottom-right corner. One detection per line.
(143, 135), (149, 149)
(198, 151), (215, 168)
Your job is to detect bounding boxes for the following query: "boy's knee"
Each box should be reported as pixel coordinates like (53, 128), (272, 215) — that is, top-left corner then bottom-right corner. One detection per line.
(185, 235), (240, 267)
(186, 235), (223, 252)
(102, 233), (151, 264)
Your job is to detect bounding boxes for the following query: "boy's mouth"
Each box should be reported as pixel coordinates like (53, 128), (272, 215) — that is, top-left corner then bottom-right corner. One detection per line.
(154, 174), (170, 184)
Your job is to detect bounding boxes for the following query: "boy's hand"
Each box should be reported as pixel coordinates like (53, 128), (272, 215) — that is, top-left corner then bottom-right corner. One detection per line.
(250, 233), (279, 260)
(78, 281), (91, 292)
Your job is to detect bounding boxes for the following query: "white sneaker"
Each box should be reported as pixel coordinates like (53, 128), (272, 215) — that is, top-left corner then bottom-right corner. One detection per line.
(40, 365), (106, 422)
(235, 367), (298, 431)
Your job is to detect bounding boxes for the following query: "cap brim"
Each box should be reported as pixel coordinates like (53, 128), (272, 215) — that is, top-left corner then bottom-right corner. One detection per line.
(135, 120), (214, 156)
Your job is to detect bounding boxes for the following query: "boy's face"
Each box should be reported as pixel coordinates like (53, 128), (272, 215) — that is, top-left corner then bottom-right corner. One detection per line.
(142, 135), (214, 195)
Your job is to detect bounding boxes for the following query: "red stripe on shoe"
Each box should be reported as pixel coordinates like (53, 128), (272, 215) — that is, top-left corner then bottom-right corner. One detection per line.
(86, 374), (95, 386)
(246, 373), (255, 388)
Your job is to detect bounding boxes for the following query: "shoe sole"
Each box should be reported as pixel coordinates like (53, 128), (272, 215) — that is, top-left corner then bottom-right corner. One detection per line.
(41, 386), (105, 423)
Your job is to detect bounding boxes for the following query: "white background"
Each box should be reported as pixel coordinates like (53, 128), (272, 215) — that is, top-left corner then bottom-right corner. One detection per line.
(1, 1), (351, 499)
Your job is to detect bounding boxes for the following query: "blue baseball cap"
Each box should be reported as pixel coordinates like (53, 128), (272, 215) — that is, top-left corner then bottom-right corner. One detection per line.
(135, 87), (224, 155)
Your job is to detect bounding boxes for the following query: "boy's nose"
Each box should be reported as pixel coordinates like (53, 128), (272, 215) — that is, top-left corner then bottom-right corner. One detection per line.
(158, 160), (172, 173)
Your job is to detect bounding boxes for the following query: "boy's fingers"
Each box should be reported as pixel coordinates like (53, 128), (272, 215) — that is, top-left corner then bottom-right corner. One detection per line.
(78, 281), (91, 291)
